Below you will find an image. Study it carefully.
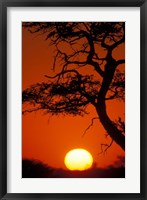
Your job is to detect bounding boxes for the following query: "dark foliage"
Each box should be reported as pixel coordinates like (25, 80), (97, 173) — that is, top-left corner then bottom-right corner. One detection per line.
(22, 159), (125, 178)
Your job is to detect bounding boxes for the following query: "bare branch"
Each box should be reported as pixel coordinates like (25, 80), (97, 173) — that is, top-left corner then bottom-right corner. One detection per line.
(116, 59), (125, 66)
(82, 117), (99, 137)
(88, 60), (104, 77)
(83, 22), (90, 32)
(98, 139), (114, 155)
(45, 69), (81, 79)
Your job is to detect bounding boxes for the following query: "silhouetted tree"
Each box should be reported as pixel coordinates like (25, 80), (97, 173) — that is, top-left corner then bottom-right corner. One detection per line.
(22, 159), (54, 178)
(22, 22), (125, 151)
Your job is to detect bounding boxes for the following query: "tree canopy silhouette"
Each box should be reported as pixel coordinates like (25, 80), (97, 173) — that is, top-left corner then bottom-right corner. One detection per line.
(22, 22), (125, 151)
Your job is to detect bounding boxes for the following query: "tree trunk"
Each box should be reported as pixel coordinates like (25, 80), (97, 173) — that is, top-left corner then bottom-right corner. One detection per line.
(96, 99), (125, 151)
(96, 60), (125, 151)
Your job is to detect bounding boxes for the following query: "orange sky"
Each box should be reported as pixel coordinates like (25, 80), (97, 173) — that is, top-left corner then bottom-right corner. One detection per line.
(22, 26), (125, 170)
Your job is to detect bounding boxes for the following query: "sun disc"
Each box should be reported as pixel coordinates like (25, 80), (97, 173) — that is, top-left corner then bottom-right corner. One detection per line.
(64, 148), (93, 171)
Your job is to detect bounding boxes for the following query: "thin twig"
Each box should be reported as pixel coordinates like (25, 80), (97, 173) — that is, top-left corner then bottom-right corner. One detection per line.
(98, 139), (114, 155)
(82, 117), (99, 137)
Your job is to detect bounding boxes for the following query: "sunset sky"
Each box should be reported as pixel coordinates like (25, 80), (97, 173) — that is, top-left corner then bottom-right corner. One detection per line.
(22, 24), (125, 171)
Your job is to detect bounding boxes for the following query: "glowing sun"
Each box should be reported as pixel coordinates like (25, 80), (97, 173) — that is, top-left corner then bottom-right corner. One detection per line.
(64, 148), (93, 171)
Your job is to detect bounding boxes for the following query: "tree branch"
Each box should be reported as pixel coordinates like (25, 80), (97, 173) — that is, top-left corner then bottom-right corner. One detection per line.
(98, 139), (114, 155)
(82, 117), (99, 137)
(116, 59), (125, 66)
(44, 69), (81, 79)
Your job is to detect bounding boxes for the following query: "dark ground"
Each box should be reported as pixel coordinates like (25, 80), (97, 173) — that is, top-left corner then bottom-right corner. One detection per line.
(22, 159), (125, 178)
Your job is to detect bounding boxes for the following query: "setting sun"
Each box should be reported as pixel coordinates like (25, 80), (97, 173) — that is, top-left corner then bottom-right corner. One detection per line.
(64, 148), (93, 171)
